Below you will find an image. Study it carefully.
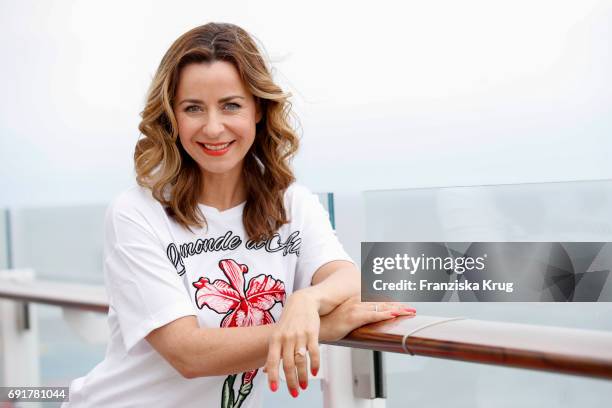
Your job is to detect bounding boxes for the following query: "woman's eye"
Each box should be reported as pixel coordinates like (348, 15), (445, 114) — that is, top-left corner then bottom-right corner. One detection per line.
(185, 105), (202, 113)
(224, 102), (241, 111)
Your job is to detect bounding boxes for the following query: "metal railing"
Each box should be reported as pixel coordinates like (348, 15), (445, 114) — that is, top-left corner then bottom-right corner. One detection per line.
(2, 277), (611, 381)
(0, 278), (108, 313)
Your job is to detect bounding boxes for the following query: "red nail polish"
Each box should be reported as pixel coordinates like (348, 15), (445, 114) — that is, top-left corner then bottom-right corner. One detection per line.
(299, 381), (308, 390)
(270, 381), (278, 392)
(311, 367), (319, 376)
(391, 312), (401, 316)
(290, 388), (299, 398)
(404, 308), (417, 312)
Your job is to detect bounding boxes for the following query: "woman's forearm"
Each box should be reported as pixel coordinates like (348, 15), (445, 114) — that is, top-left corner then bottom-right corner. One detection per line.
(302, 264), (360, 315)
(179, 264), (360, 378)
(181, 323), (277, 378)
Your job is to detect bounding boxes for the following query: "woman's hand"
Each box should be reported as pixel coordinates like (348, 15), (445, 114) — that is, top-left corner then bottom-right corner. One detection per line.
(264, 293), (416, 398)
(320, 296), (417, 342)
(264, 290), (321, 398)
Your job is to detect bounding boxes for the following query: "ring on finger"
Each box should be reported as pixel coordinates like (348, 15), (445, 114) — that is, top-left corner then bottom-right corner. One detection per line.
(374, 304), (379, 312)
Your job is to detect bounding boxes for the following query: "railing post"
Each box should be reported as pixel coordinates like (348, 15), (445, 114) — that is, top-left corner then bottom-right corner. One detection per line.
(352, 349), (386, 399)
(0, 269), (41, 389)
(322, 345), (386, 408)
(326, 192), (387, 407)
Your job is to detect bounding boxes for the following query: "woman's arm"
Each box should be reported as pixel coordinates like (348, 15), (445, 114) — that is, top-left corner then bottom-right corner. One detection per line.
(299, 260), (360, 315)
(146, 316), (277, 379)
(147, 298), (414, 399)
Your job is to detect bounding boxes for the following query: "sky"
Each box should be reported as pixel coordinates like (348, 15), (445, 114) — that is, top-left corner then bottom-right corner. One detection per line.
(0, 0), (610, 207)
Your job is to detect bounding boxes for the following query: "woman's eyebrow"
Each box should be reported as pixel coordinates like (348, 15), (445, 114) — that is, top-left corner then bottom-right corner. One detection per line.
(219, 95), (245, 103)
(178, 95), (245, 105)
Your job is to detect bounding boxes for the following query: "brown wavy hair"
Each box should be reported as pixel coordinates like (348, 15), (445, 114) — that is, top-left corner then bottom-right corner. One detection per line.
(135, 22), (300, 240)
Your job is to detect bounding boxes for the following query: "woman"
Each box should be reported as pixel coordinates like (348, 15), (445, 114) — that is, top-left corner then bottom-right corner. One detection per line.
(64, 22), (416, 408)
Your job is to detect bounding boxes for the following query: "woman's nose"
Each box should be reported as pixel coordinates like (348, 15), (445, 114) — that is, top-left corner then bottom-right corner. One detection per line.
(203, 112), (224, 138)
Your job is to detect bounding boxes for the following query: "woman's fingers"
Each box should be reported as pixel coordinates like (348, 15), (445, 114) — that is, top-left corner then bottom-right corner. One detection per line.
(307, 334), (320, 377)
(368, 302), (416, 314)
(267, 330), (319, 398)
(294, 334), (309, 391)
(390, 302), (416, 313)
(265, 334), (282, 392)
(364, 302), (416, 323)
(282, 336), (299, 398)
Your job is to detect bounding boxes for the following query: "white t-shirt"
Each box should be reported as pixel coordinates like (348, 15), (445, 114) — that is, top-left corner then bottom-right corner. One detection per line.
(63, 183), (353, 408)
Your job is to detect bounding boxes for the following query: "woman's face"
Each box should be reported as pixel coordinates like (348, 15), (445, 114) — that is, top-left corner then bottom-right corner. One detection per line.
(173, 60), (261, 178)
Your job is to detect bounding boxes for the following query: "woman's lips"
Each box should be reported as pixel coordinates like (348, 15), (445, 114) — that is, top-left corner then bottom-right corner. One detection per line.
(198, 141), (235, 156)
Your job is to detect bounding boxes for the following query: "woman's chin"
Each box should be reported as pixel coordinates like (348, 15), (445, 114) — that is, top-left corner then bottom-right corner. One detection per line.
(198, 161), (243, 176)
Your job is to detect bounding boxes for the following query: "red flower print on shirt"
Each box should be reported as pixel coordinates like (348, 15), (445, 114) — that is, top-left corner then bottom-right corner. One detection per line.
(193, 259), (286, 408)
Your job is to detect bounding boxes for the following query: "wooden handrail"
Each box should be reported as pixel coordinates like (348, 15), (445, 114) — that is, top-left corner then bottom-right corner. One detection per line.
(1, 279), (611, 380)
(326, 315), (612, 380)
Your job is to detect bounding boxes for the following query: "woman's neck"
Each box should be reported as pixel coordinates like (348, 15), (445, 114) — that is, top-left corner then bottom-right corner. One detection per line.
(199, 168), (247, 211)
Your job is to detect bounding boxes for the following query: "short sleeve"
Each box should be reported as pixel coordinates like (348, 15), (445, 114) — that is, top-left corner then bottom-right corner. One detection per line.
(293, 189), (354, 291)
(103, 199), (196, 353)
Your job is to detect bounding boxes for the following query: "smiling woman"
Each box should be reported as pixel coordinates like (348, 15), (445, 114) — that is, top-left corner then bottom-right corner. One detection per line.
(61, 22), (415, 408)
(134, 22), (299, 241)
(174, 61), (261, 176)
